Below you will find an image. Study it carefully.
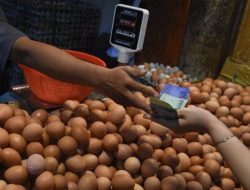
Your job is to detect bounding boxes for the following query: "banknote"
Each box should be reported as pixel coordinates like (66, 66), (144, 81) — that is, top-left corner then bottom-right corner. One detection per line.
(149, 84), (190, 119)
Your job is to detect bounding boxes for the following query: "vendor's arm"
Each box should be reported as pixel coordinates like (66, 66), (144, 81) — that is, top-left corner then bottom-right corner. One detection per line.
(8, 37), (158, 111)
(144, 107), (250, 189)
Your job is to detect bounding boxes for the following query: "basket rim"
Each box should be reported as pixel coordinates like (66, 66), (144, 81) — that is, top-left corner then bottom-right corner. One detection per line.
(18, 49), (106, 78)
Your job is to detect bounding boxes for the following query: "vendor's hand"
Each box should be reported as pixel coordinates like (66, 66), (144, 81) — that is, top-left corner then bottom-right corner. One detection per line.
(144, 107), (220, 134)
(97, 66), (159, 112)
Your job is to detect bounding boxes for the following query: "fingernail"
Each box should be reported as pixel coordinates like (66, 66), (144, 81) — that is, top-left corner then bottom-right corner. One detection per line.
(153, 93), (159, 98)
(148, 111), (154, 115)
(139, 69), (147, 74)
(143, 114), (150, 119)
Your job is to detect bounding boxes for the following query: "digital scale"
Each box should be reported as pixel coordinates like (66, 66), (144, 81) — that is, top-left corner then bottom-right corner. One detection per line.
(110, 4), (149, 64)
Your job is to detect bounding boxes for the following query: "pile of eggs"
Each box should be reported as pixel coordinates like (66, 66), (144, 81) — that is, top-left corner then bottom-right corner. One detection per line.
(0, 77), (249, 189)
(132, 62), (192, 85)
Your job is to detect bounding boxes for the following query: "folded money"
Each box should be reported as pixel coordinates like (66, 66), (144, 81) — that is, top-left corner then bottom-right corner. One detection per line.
(150, 84), (190, 119)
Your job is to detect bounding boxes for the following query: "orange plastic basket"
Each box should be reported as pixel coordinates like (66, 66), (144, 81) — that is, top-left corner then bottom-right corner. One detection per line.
(18, 50), (106, 104)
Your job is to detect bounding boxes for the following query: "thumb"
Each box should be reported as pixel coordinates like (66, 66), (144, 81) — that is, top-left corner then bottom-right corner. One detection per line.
(121, 66), (148, 77)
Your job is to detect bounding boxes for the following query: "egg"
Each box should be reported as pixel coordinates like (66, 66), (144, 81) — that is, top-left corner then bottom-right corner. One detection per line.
(111, 174), (135, 190)
(126, 107), (141, 119)
(178, 153), (191, 172)
(89, 109), (107, 123)
(2, 148), (21, 167)
(82, 154), (98, 170)
(124, 157), (141, 174)
(219, 178), (235, 190)
(186, 181), (203, 190)
(0, 128), (9, 148)
(67, 182), (78, 190)
(44, 157), (58, 174)
(174, 174), (186, 190)
(137, 143), (154, 161)
(57, 136), (78, 155)
(97, 177), (111, 190)
(0, 104), (14, 125)
(190, 156), (202, 166)
(85, 138), (103, 154)
(172, 138), (188, 153)
(59, 110), (73, 124)
(144, 176), (161, 190)
(204, 159), (220, 177)
(161, 152), (180, 169)
(181, 172), (195, 183)
(102, 134), (119, 151)
(161, 176), (178, 190)
(65, 154), (85, 173)
(98, 150), (113, 165)
(88, 100), (105, 111)
(216, 81), (227, 91)
(188, 165), (204, 176)
(4, 116), (26, 134)
(90, 121), (107, 139)
(157, 165), (173, 180)
(31, 109), (48, 125)
(22, 123), (43, 142)
(2, 184), (19, 190)
(195, 171), (212, 190)
(35, 171), (55, 190)
(190, 91), (204, 104)
(26, 154), (45, 175)
(71, 125), (89, 146)
(110, 105), (126, 124)
(9, 134), (26, 154)
(57, 162), (66, 175)
(4, 166), (28, 184)
(94, 165), (113, 180)
(187, 142), (203, 156)
(73, 105), (89, 119)
(133, 114), (151, 130)
(113, 144), (132, 160)
(150, 122), (169, 136)
(44, 145), (61, 160)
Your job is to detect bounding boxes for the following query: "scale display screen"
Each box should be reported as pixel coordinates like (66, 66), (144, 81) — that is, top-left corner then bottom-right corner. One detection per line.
(110, 5), (143, 50)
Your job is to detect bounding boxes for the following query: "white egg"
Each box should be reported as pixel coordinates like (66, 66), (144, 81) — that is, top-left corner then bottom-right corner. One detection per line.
(138, 65), (145, 69)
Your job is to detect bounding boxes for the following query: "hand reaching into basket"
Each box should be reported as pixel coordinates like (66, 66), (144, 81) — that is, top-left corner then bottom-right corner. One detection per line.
(96, 66), (159, 112)
(9, 37), (159, 112)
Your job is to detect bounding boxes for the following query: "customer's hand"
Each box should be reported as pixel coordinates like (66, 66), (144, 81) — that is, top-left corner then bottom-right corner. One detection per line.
(144, 107), (221, 134)
(97, 66), (159, 112)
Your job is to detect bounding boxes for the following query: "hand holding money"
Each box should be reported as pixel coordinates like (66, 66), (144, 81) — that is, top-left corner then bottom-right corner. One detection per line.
(149, 84), (190, 119)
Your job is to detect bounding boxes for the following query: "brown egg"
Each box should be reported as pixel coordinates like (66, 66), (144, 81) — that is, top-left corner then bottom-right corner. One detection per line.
(73, 105), (89, 119)
(0, 128), (9, 148)
(35, 171), (55, 190)
(4, 165), (28, 184)
(242, 112), (250, 125)
(2, 148), (21, 167)
(104, 121), (117, 134)
(57, 162), (66, 175)
(71, 125), (89, 146)
(64, 172), (79, 184)
(204, 159), (220, 177)
(188, 165), (204, 177)
(111, 174), (135, 190)
(150, 122), (169, 136)
(68, 117), (87, 128)
(161, 176), (178, 190)
(124, 157), (141, 174)
(202, 144), (214, 155)
(202, 153), (217, 164)
(161, 153), (180, 169)
(112, 133), (123, 144)
(110, 105), (126, 124)
(133, 114), (151, 130)
(229, 127), (242, 139)
(59, 110), (73, 124)
(221, 168), (235, 182)
(88, 100), (105, 111)
(181, 172), (195, 183)
(194, 171), (212, 190)
(203, 133), (213, 145)
(186, 181), (203, 190)
(137, 135), (154, 147)
(187, 142), (203, 157)
(45, 157), (58, 174)
(31, 109), (48, 125)
(126, 107), (141, 119)
(63, 100), (78, 111)
(0, 104), (14, 125)
(44, 145), (61, 160)
(141, 158), (159, 178)
(174, 174), (186, 190)
(4, 116), (26, 134)
(243, 105), (250, 113)
(2, 184), (19, 190)
(184, 132), (199, 143)
(113, 144), (132, 160)
(57, 136), (78, 155)
(190, 156), (202, 166)
(65, 154), (85, 173)
(118, 114), (132, 132)
(67, 182), (78, 190)
(216, 81), (227, 91)
(22, 123), (43, 142)
(88, 109), (107, 123)
(178, 153), (191, 172)
(26, 142), (44, 157)
(157, 165), (173, 180)
(190, 91), (204, 104)
(219, 178), (235, 190)
(242, 133), (250, 146)
(54, 174), (67, 190)
(205, 101), (219, 113)
(137, 143), (153, 161)
(161, 133), (172, 148)
(82, 154), (98, 171)
(200, 85), (211, 94)
(243, 96), (250, 105)
(120, 125), (138, 143)
(103, 98), (114, 110)
(9, 134), (26, 154)
(85, 138), (103, 154)
(134, 125), (147, 137)
(90, 121), (107, 139)
(229, 107), (244, 120)
(215, 106), (229, 118)
(97, 177), (111, 190)
(45, 121), (66, 139)
(144, 176), (161, 190)
(102, 134), (118, 152)
(172, 138), (188, 153)
(179, 81), (192, 88)
(94, 165), (113, 180)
